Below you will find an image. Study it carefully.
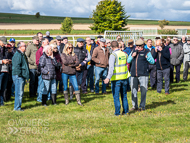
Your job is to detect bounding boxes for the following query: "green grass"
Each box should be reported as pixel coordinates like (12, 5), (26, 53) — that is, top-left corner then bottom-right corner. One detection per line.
(0, 70), (190, 142)
(0, 30), (97, 36)
(1, 13), (190, 26)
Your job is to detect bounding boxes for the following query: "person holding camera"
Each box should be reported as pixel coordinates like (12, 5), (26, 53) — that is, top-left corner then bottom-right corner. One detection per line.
(127, 39), (155, 111)
(153, 39), (171, 94)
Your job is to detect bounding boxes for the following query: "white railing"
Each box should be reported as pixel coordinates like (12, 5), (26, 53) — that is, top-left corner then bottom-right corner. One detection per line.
(2, 35), (100, 46)
(1, 34), (187, 45)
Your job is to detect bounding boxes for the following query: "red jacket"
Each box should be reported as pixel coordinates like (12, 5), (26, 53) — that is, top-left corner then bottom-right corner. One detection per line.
(36, 46), (43, 66)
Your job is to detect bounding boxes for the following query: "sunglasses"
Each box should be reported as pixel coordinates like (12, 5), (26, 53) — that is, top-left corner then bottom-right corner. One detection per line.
(68, 47), (73, 49)
(107, 42), (110, 44)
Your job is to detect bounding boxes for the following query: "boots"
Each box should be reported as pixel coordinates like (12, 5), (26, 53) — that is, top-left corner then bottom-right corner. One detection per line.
(69, 86), (73, 100)
(42, 94), (47, 106)
(75, 91), (83, 106)
(64, 91), (69, 105)
(51, 94), (57, 105)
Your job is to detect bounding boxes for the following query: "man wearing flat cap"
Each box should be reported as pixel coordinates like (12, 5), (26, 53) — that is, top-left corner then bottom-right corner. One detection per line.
(25, 36), (39, 97)
(127, 39), (155, 111)
(92, 38), (109, 94)
(170, 36), (184, 83)
(44, 31), (53, 42)
(0, 36), (11, 106)
(90, 36), (96, 47)
(96, 35), (103, 47)
(183, 37), (190, 80)
(70, 38), (91, 96)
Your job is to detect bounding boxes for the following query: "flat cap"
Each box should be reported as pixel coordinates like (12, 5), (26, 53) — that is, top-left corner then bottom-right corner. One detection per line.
(128, 39), (133, 43)
(135, 39), (144, 46)
(46, 31), (50, 36)
(77, 38), (85, 42)
(32, 36), (39, 40)
(100, 38), (106, 43)
(0, 36), (7, 44)
(187, 37), (190, 41)
(62, 37), (68, 40)
(90, 36), (95, 40)
(97, 35), (103, 39)
(56, 36), (63, 40)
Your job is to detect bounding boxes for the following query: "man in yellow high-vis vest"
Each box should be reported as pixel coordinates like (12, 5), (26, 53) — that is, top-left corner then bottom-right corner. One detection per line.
(104, 41), (130, 116)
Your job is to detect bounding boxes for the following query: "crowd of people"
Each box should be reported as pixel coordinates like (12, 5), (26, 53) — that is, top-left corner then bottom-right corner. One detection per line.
(0, 31), (189, 115)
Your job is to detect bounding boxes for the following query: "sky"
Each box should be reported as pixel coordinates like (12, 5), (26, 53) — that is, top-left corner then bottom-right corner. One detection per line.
(0, 0), (190, 21)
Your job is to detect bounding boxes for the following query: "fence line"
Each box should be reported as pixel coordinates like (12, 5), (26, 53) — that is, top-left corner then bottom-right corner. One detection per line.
(1, 34), (187, 45)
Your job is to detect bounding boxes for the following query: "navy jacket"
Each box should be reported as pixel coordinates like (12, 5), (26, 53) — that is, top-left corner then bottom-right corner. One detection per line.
(153, 46), (170, 70)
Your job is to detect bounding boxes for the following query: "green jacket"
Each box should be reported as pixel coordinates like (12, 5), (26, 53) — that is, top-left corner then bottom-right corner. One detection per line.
(12, 50), (30, 80)
(25, 43), (38, 69)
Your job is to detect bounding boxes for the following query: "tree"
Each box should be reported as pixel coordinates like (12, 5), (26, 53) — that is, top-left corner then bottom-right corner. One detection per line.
(158, 19), (170, 29)
(90, 0), (129, 33)
(60, 17), (73, 34)
(35, 12), (40, 18)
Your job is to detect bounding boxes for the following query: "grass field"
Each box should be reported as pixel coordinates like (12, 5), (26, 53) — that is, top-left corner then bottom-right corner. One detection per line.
(1, 13), (190, 26)
(0, 30), (97, 36)
(0, 70), (190, 142)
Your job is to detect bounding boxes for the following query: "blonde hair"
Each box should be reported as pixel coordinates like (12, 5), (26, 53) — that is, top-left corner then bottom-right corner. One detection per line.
(50, 44), (57, 50)
(63, 43), (75, 56)
(49, 39), (57, 45)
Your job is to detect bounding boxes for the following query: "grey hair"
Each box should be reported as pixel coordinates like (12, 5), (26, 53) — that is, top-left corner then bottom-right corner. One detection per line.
(43, 45), (52, 54)
(17, 41), (24, 48)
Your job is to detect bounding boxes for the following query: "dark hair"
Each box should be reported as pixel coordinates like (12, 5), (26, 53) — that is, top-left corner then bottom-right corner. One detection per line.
(147, 39), (152, 42)
(111, 41), (119, 49)
(37, 32), (43, 36)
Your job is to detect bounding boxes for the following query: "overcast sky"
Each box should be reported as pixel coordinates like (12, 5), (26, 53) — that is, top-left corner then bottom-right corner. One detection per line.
(0, 0), (190, 21)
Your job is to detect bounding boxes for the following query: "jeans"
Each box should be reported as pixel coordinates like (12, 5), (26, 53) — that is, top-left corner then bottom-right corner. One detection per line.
(131, 76), (148, 110)
(11, 83), (15, 96)
(94, 66), (108, 93)
(81, 69), (88, 93)
(126, 76), (131, 91)
(170, 64), (181, 83)
(76, 71), (83, 87)
(86, 65), (94, 90)
(29, 69), (38, 97)
(149, 64), (157, 88)
(111, 79), (129, 115)
(183, 61), (190, 80)
(157, 68), (170, 93)
(37, 75), (44, 102)
(12, 75), (25, 110)
(42, 79), (57, 95)
(62, 73), (79, 91)
(0, 72), (9, 105)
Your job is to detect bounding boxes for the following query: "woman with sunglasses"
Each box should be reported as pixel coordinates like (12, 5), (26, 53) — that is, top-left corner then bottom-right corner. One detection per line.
(61, 43), (83, 106)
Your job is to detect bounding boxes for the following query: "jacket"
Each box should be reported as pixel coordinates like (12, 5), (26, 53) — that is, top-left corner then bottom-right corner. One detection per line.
(53, 52), (62, 81)
(183, 43), (190, 69)
(25, 43), (38, 69)
(12, 50), (30, 80)
(39, 52), (58, 80)
(59, 43), (65, 54)
(36, 46), (43, 66)
(61, 53), (79, 75)
(170, 43), (184, 66)
(85, 44), (96, 65)
(153, 46), (170, 70)
(127, 48), (155, 77)
(91, 46), (109, 68)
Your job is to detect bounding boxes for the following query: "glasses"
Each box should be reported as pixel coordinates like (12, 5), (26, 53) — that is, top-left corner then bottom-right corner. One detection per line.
(68, 47), (73, 49)
(107, 42), (110, 44)
(173, 39), (178, 41)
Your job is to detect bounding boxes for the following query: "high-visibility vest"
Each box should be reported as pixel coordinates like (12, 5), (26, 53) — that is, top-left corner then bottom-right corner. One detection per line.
(111, 50), (130, 81)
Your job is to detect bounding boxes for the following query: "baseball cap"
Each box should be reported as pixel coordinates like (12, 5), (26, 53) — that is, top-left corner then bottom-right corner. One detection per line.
(46, 31), (50, 36)
(9, 38), (15, 42)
